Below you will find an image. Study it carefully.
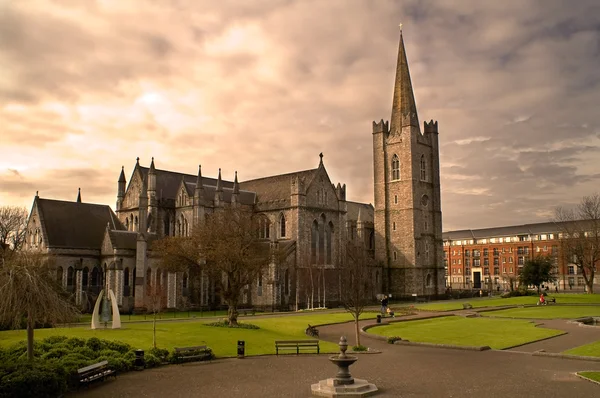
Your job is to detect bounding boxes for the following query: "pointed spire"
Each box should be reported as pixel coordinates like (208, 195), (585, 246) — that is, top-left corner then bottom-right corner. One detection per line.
(319, 152), (324, 166)
(77, 188), (81, 203)
(35, 191), (39, 198)
(233, 171), (239, 194)
(118, 166), (126, 183)
(136, 157), (140, 166)
(216, 168), (223, 192)
(149, 157), (156, 173)
(195, 165), (203, 189)
(390, 27), (419, 134)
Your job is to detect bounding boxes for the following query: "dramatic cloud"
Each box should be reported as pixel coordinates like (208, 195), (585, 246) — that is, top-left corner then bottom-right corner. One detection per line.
(1, 0), (599, 230)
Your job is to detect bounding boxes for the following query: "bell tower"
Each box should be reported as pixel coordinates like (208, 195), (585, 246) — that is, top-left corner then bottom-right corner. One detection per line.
(372, 28), (444, 297)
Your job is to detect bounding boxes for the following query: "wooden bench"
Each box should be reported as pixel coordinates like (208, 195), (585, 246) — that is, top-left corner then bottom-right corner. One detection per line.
(463, 303), (473, 309)
(173, 345), (212, 363)
(275, 340), (320, 355)
(78, 360), (116, 387)
(306, 324), (319, 338)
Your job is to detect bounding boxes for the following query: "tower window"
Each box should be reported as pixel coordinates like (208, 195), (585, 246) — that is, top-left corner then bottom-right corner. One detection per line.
(391, 154), (400, 180)
(420, 155), (427, 181)
(392, 222), (396, 231)
(394, 195), (398, 204)
(393, 251), (397, 261)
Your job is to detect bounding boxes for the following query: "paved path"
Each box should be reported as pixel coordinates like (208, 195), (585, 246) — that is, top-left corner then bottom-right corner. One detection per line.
(70, 309), (600, 398)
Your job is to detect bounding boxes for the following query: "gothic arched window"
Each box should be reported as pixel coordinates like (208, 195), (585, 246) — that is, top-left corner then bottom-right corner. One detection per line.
(82, 267), (89, 287)
(326, 221), (334, 264)
(279, 214), (286, 238)
(124, 267), (130, 287)
(311, 220), (319, 264)
(67, 266), (74, 287)
(56, 266), (63, 284)
(392, 154), (400, 180)
(420, 155), (427, 181)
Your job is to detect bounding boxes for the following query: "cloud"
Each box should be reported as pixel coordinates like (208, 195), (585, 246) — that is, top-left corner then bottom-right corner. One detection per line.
(1, 0), (599, 232)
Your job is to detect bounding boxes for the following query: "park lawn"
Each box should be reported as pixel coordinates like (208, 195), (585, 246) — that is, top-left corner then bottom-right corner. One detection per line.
(76, 310), (232, 324)
(414, 293), (600, 311)
(578, 372), (600, 383)
(481, 306), (600, 319)
(0, 312), (376, 358)
(367, 316), (564, 349)
(563, 340), (600, 357)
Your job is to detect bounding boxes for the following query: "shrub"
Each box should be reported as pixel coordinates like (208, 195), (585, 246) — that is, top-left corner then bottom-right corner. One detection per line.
(41, 346), (71, 360)
(41, 335), (68, 345)
(205, 320), (260, 329)
(64, 337), (87, 349)
(169, 347), (214, 364)
(72, 346), (95, 358)
(144, 353), (161, 369)
(0, 361), (67, 398)
(351, 345), (368, 352)
(387, 336), (402, 344)
(148, 347), (169, 362)
(85, 337), (105, 352)
(105, 340), (131, 354)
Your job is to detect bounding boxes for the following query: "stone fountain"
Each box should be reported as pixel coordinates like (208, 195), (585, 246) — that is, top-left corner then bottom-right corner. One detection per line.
(311, 336), (378, 397)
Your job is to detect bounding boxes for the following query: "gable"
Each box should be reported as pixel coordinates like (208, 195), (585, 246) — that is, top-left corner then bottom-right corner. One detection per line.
(305, 167), (338, 208)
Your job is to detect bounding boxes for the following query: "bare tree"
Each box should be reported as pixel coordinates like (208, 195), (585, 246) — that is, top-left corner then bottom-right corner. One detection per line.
(145, 279), (166, 348)
(340, 241), (376, 348)
(0, 206), (28, 255)
(502, 273), (517, 292)
(153, 207), (276, 326)
(555, 193), (600, 294)
(0, 252), (79, 360)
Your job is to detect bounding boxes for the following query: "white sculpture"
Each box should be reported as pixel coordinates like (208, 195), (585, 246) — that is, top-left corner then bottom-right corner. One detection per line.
(91, 288), (122, 329)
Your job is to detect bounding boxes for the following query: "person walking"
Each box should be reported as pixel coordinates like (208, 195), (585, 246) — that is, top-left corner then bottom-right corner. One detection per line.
(380, 295), (388, 314)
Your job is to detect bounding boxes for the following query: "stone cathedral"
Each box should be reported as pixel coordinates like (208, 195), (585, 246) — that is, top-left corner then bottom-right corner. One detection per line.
(23, 31), (444, 313)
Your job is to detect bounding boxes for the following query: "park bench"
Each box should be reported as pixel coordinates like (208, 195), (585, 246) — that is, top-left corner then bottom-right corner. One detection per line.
(547, 297), (556, 304)
(173, 345), (213, 363)
(462, 303), (473, 309)
(306, 324), (319, 338)
(77, 360), (116, 387)
(275, 340), (320, 355)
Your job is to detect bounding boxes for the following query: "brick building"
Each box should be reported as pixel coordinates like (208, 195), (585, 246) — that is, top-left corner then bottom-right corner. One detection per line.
(443, 222), (599, 292)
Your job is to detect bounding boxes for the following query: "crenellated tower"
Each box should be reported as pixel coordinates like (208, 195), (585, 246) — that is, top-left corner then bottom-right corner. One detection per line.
(372, 28), (444, 297)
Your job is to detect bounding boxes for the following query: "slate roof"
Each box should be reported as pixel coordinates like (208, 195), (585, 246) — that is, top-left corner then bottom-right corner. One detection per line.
(138, 166), (255, 205)
(37, 198), (125, 249)
(442, 221), (578, 241)
(346, 201), (374, 223)
(239, 169), (318, 202)
(107, 230), (138, 250)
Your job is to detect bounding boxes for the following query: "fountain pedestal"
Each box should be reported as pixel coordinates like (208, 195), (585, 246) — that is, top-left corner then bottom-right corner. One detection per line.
(310, 337), (378, 397)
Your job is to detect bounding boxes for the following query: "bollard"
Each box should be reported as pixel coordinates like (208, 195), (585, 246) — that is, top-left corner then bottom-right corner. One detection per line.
(134, 349), (145, 370)
(237, 340), (245, 359)
(376, 315), (382, 324)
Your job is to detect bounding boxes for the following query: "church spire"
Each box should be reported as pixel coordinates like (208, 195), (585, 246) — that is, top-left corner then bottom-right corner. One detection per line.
(77, 188), (81, 203)
(390, 27), (419, 134)
(216, 168), (223, 192)
(195, 165), (203, 190)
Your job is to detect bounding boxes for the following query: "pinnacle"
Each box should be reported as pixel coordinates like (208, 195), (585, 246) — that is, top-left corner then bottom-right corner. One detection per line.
(390, 29), (419, 133)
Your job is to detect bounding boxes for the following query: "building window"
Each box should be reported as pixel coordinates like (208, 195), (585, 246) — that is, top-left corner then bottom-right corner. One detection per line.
(518, 257), (524, 265)
(279, 214), (286, 238)
(391, 154), (400, 180)
(465, 258), (470, 267)
(483, 248), (489, 257)
(393, 251), (397, 261)
(257, 273), (263, 296)
(493, 248), (499, 256)
(394, 195), (398, 204)
(568, 266), (575, 275)
(577, 277), (584, 286)
(82, 267), (89, 287)
(392, 222), (396, 231)
(465, 249), (470, 257)
(493, 258), (499, 266)
(493, 267), (499, 275)
(509, 257), (513, 263)
(484, 258), (489, 266)
(420, 155), (427, 181)
(473, 259), (480, 267)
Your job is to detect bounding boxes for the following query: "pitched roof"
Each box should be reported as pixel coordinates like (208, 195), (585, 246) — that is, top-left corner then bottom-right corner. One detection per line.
(138, 166), (234, 201)
(239, 169), (317, 202)
(346, 201), (374, 223)
(107, 230), (138, 250)
(37, 198), (125, 249)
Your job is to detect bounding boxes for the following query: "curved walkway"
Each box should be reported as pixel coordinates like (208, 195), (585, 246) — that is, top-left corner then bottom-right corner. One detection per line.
(70, 309), (600, 398)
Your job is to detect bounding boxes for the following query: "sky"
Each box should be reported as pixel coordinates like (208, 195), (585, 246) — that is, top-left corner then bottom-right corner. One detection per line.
(1, 0), (599, 231)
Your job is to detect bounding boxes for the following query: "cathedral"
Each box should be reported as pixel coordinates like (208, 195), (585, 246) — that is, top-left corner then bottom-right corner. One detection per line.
(23, 31), (444, 313)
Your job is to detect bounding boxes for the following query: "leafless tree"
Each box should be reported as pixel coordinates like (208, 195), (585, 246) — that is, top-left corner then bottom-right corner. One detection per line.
(502, 273), (517, 292)
(340, 241), (376, 348)
(145, 280), (166, 348)
(153, 207), (277, 326)
(0, 206), (28, 256)
(0, 252), (79, 360)
(555, 193), (600, 294)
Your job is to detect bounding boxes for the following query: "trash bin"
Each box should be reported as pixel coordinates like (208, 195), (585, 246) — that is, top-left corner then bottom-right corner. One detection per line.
(237, 340), (245, 358)
(134, 349), (145, 370)
(376, 315), (382, 324)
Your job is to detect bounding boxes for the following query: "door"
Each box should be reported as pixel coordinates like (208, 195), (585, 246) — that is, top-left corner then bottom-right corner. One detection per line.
(473, 272), (481, 289)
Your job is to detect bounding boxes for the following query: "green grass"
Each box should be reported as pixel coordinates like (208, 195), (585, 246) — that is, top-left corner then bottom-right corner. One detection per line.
(74, 310), (231, 324)
(414, 293), (600, 311)
(367, 316), (564, 349)
(0, 312), (377, 358)
(564, 340), (600, 357)
(578, 372), (600, 383)
(482, 306), (600, 319)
